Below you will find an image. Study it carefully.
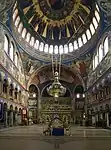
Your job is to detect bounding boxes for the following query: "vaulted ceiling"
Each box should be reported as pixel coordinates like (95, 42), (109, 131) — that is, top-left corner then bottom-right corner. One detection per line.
(17, 0), (95, 44)
(4, 0), (110, 87)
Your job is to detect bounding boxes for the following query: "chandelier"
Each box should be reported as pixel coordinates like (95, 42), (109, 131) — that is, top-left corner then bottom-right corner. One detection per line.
(47, 55), (66, 98)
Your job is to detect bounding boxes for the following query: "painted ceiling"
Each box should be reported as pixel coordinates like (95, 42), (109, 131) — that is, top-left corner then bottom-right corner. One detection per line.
(5, 0), (111, 87)
(17, 0), (96, 44)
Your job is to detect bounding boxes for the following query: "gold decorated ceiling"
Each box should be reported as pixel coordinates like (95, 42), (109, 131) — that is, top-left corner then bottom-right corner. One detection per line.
(18, 0), (95, 42)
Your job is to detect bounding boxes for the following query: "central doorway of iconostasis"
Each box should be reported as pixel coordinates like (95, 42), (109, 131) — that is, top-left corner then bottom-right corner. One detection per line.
(40, 82), (72, 125)
(28, 84), (39, 124)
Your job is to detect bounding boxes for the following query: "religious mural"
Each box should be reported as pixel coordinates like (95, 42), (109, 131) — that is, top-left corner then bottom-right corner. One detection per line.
(70, 54), (91, 77)
(98, 0), (111, 24)
(18, 0), (95, 42)
(21, 52), (43, 76)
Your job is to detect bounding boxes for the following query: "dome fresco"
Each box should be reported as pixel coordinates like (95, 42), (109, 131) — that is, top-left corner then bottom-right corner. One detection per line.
(16, 0), (96, 42)
(39, 0), (74, 20)
(12, 0), (100, 60)
(48, 0), (65, 10)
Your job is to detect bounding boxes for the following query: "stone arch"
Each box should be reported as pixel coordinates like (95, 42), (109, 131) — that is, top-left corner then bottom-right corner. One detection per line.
(29, 84), (38, 93)
(19, 108), (22, 113)
(73, 84), (84, 94)
(27, 64), (85, 90)
(29, 84), (40, 102)
(4, 103), (8, 111)
(3, 78), (9, 93)
(105, 104), (110, 111)
(10, 105), (13, 111)
(9, 83), (14, 97)
(15, 106), (18, 111)
(28, 84), (40, 124)
(100, 105), (103, 111)
(14, 87), (18, 99)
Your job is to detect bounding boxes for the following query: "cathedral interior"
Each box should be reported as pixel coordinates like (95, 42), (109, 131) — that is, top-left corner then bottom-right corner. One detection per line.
(0, 0), (111, 150)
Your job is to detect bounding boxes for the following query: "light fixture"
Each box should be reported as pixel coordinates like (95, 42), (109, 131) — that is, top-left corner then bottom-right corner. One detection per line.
(76, 93), (80, 99)
(47, 72), (66, 97)
(83, 94), (85, 98)
(83, 113), (86, 119)
(33, 93), (36, 98)
(47, 54), (66, 98)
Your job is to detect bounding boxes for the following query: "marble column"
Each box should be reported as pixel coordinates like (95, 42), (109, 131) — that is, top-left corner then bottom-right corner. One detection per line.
(15, 112), (18, 126)
(4, 111), (8, 127)
(100, 113), (103, 119)
(106, 112), (109, 127)
(37, 97), (41, 123)
(92, 116), (96, 125)
(96, 114), (98, 122)
(10, 111), (13, 126)
(18, 114), (22, 125)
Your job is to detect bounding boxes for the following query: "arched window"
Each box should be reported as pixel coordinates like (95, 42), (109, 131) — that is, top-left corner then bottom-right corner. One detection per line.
(22, 28), (27, 38)
(34, 40), (39, 49)
(49, 45), (53, 54)
(14, 88), (18, 99)
(15, 16), (20, 27)
(44, 44), (49, 53)
(26, 32), (31, 42)
(9, 84), (14, 97)
(86, 29), (91, 40)
(10, 42), (14, 61)
(3, 79), (8, 93)
(30, 37), (35, 47)
(69, 43), (73, 52)
(94, 52), (99, 68)
(59, 45), (64, 54)
(73, 41), (78, 50)
(95, 10), (100, 22)
(13, 1), (17, 10)
(4, 35), (9, 53)
(13, 9), (18, 21)
(93, 57), (95, 70)
(96, 4), (99, 12)
(39, 42), (44, 51)
(98, 44), (103, 62)
(93, 17), (98, 29)
(104, 37), (109, 55)
(18, 22), (23, 33)
(54, 45), (59, 54)
(18, 90), (21, 103)
(90, 23), (95, 35)
(78, 37), (83, 48)
(82, 34), (87, 44)
(64, 44), (68, 53)
(15, 52), (18, 67)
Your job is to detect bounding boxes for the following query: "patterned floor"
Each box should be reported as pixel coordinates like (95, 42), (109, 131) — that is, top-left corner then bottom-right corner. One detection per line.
(0, 125), (111, 150)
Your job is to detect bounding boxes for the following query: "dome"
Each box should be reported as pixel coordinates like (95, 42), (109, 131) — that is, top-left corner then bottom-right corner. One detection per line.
(12, 0), (100, 60)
